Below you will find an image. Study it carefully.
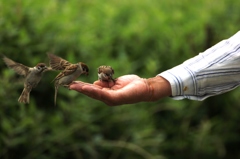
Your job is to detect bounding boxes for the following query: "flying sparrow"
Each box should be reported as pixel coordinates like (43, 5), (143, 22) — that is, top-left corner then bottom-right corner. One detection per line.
(47, 53), (89, 106)
(2, 55), (50, 104)
(98, 65), (115, 82)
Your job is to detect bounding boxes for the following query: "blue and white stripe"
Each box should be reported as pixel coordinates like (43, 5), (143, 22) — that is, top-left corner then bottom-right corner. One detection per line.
(159, 31), (240, 101)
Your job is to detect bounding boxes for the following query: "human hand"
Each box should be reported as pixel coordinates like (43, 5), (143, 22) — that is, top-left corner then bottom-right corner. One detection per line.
(69, 75), (171, 106)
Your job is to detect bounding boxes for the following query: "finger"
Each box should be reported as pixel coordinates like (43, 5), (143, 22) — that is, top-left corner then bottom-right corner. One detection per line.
(93, 80), (115, 88)
(79, 84), (116, 105)
(69, 81), (101, 91)
(70, 81), (119, 106)
(71, 81), (87, 85)
(70, 81), (110, 98)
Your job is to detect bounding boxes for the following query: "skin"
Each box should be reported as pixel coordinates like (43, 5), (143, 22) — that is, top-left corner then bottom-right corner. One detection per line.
(69, 75), (172, 106)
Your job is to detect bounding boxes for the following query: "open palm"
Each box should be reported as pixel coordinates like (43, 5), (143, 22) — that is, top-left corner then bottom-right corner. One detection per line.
(69, 75), (150, 106)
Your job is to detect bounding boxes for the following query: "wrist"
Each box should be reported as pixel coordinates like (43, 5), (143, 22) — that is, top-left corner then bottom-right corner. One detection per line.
(145, 76), (172, 101)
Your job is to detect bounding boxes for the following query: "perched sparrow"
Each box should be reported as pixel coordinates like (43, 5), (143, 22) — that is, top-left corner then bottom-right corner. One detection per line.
(2, 56), (49, 104)
(47, 53), (89, 106)
(98, 65), (115, 82)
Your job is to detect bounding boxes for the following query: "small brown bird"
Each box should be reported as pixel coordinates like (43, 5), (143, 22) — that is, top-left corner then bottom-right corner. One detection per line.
(2, 56), (50, 104)
(98, 65), (115, 82)
(47, 53), (89, 106)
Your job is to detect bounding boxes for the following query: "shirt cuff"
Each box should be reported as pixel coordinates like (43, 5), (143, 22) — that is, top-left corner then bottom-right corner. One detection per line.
(158, 64), (198, 100)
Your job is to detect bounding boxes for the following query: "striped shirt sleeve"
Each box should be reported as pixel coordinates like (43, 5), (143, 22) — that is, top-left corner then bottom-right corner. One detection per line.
(159, 31), (240, 101)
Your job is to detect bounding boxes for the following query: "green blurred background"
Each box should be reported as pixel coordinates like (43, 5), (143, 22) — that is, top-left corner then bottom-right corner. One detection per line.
(1, 0), (240, 159)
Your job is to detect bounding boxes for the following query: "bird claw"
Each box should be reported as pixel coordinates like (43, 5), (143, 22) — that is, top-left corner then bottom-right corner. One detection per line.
(62, 84), (70, 89)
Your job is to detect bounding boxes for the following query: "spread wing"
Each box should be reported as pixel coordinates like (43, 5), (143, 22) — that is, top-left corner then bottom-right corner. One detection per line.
(47, 53), (71, 70)
(3, 56), (29, 76)
(53, 64), (78, 82)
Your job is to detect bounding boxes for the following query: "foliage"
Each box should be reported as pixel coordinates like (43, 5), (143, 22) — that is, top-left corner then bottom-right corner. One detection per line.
(1, 0), (240, 159)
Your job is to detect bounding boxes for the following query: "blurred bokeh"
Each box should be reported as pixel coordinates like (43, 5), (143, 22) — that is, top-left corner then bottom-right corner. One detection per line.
(1, 0), (240, 159)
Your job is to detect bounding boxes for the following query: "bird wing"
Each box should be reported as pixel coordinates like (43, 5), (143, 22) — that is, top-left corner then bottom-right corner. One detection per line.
(53, 64), (78, 82)
(98, 66), (103, 74)
(98, 65), (114, 74)
(47, 53), (71, 70)
(3, 56), (29, 76)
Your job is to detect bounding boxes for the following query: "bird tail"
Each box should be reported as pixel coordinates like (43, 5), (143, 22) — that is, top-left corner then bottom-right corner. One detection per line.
(54, 85), (58, 106)
(18, 88), (30, 104)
